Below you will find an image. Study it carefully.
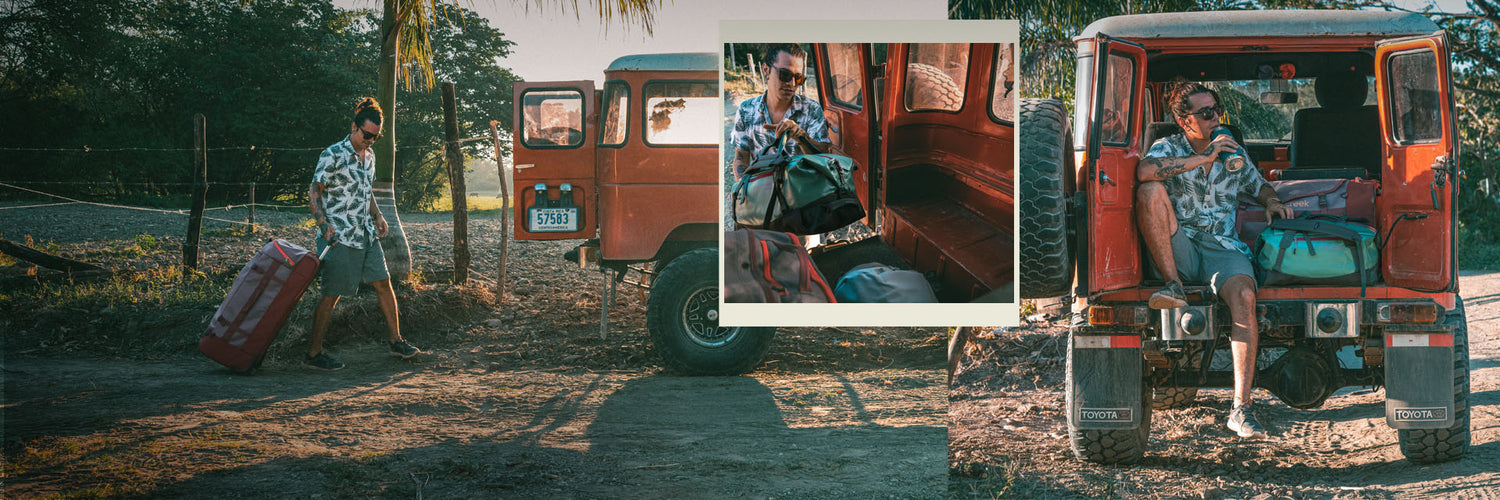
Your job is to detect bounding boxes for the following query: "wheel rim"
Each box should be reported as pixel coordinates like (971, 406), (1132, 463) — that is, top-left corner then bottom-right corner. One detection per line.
(683, 286), (738, 348)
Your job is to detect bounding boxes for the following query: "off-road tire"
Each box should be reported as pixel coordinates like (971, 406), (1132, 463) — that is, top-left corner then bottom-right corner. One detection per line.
(905, 63), (962, 110)
(1152, 387), (1199, 410)
(1066, 335), (1152, 464)
(1152, 341), (1205, 410)
(647, 248), (775, 376)
(1397, 299), (1471, 463)
(1019, 98), (1074, 299)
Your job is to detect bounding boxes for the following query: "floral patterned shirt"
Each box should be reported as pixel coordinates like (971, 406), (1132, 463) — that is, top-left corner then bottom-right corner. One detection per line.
(311, 136), (377, 249)
(1144, 133), (1267, 257)
(730, 93), (830, 175)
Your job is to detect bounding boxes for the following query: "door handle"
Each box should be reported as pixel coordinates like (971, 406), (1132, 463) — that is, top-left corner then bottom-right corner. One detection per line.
(1429, 155), (1451, 210)
(516, 164), (537, 170)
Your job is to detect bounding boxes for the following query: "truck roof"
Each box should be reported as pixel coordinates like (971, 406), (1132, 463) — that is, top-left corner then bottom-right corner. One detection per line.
(605, 52), (718, 72)
(1076, 10), (1439, 41)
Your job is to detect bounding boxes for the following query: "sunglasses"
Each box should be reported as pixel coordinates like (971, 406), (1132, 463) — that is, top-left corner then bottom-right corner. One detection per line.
(773, 66), (807, 86)
(357, 128), (381, 141)
(1182, 105), (1224, 121)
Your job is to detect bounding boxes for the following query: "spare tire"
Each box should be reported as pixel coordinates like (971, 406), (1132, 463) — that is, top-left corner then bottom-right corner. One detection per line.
(1019, 98), (1075, 299)
(905, 63), (962, 111)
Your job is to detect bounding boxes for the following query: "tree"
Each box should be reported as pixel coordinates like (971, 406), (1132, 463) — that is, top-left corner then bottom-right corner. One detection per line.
(368, 0), (664, 280)
(390, 4), (519, 210)
(0, 0), (379, 205)
(0, 0), (523, 211)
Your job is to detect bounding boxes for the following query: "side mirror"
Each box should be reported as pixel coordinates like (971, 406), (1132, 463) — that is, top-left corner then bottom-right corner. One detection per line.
(1260, 92), (1298, 104)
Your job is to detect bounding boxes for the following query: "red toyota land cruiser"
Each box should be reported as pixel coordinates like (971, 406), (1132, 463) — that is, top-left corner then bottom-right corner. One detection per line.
(1019, 11), (1469, 464)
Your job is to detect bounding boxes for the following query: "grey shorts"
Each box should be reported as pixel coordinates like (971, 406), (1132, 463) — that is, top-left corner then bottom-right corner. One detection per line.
(1169, 229), (1255, 296)
(317, 236), (390, 297)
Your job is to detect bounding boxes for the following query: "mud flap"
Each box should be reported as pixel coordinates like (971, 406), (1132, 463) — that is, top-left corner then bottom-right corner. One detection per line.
(1067, 334), (1143, 430)
(1384, 330), (1455, 429)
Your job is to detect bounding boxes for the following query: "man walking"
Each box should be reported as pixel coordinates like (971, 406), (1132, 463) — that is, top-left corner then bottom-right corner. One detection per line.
(305, 97), (420, 370)
(1135, 83), (1293, 439)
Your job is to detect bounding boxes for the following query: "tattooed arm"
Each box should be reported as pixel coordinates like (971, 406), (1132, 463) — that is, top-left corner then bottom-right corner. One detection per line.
(1136, 153), (1214, 182)
(1137, 135), (1238, 182)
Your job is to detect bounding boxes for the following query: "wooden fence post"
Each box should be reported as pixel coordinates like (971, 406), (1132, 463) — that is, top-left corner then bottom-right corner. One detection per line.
(746, 53), (757, 91)
(442, 82), (469, 284)
(489, 119), (509, 302)
(247, 181), (256, 233)
(184, 114), (207, 276)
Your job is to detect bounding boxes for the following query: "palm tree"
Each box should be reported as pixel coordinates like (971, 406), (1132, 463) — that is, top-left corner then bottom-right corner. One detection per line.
(948, 0), (1227, 102)
(373, 0), (662, 280)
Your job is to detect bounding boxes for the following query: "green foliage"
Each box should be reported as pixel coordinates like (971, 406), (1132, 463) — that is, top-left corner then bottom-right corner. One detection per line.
(1, 265), (225, 318)
(133, 233), (159, 252)
(392, 4), (519, 210)
(0, 0), (518, 210)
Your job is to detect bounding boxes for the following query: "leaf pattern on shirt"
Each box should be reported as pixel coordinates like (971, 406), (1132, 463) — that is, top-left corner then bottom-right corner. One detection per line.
(730, 94), (830, 161)
(311, 137), (376, 249)
(1143, 133), (1268, 257)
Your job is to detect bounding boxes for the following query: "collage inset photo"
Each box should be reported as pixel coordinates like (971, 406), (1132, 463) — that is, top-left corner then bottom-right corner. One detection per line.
(720, 21), (1020, 327)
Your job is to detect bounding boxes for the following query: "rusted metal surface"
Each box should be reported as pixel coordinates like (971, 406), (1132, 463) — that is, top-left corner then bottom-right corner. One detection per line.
(1077, 10), (1437, 41)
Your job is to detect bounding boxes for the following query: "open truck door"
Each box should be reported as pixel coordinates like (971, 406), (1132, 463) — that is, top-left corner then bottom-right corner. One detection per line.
(1375, 33), (1458, 293)
(513, 80), (598, 240)
(1079, 35), (1147, 295)
(814, 43), (879, 227)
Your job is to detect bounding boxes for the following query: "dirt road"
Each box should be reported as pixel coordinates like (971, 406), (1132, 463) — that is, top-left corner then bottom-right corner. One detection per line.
(1, 206), (947, 498)
(5, 357), (943, 498)
(950, 271), (1500, 498)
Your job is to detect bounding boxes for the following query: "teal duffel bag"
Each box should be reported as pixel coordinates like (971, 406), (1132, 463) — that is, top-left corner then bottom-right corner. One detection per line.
(1254, 215), (1379, 295)
(732, 135), (865, 235)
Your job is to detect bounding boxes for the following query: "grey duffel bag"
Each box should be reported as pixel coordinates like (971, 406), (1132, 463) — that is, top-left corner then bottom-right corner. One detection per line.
(833, 263), (938, 303)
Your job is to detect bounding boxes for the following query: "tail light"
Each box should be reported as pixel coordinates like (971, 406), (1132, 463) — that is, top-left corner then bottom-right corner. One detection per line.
(1377, 303), (1439, 323)
(1088, 305), (1150, 326)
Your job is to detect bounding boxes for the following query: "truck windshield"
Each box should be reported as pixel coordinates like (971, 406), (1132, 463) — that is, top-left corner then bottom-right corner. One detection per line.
(1196, 78), (1375, 143)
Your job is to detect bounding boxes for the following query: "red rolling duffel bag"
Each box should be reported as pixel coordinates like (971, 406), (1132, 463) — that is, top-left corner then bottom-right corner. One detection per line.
(199, 239), (322, 373)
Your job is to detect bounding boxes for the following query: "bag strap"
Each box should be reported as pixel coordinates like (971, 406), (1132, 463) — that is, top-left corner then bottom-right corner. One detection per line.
(756, 131), (791, 161)
(763, 164), (789, 228)
(1267, 215), (1370, 297)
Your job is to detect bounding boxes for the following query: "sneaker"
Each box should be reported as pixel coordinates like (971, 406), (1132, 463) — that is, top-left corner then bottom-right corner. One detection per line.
(1148, 280), (1189, 309)
(1227, 404), (1269, 439)
(389, 340), (421, 359)
(304, 352), (345, 371)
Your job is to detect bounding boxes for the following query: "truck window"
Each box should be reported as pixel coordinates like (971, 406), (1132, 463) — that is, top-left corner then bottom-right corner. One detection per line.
(1099, 52), (1133, 146)
(823, 43), (863, 110)
(1192, 78), (1375, 143)
(600, 81), (628, 147)
(906, 43), (970, 112)
(990, 43), (1015, 123)
(643, 80), (717, 146)
(1387, 49), (1443, 144)
(521, 90), (584, 148)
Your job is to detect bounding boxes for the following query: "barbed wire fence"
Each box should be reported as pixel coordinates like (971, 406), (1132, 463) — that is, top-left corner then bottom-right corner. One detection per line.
(0, 113), (508, 276)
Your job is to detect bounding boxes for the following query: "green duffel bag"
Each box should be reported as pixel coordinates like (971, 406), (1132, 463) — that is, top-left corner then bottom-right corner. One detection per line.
(731, 135), (865, 235)
(1254, 214), (1380, 296)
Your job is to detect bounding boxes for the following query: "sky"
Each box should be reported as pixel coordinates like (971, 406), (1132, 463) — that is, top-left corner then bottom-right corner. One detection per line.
(336, 0), (947, 84)
(335, 0), (1477, 84)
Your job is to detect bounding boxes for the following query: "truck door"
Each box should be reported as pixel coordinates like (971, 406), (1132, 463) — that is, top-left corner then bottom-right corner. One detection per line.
(815, 43), (878, 227)
(512, 80), (598, 240)
(1375, 33), (1457, 292)
(1081, 36), (1147, 294)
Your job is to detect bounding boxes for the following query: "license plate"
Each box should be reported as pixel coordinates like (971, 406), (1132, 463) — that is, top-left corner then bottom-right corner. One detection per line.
(528, 207), (578, 232)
